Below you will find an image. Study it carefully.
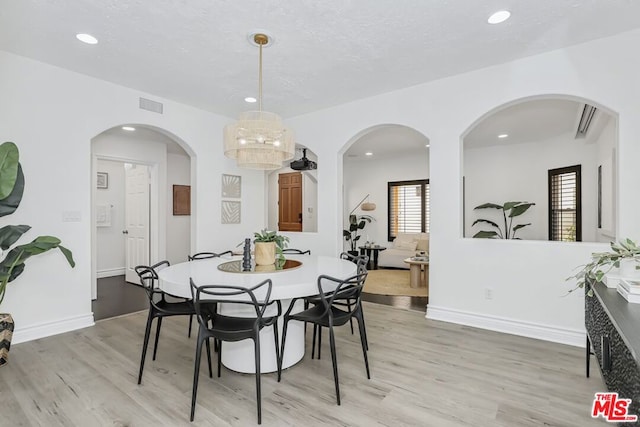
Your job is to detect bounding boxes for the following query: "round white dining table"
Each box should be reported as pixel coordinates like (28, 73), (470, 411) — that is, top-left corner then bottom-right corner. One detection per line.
(157, 254), (356, 373)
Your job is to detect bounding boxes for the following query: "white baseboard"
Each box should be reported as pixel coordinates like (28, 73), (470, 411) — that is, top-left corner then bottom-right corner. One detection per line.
(426, 304), (585, 348)
(97, 268), (125, 279)
(12, 313), (95, 345)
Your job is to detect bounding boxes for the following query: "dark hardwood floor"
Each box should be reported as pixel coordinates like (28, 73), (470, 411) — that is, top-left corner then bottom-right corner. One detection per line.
(362, 293), (428, 311)
(92, 275), (148, 321)
(91, 275), (427, 322)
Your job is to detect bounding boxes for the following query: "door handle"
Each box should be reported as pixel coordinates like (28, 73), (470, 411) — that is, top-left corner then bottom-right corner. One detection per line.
(298, 213), (302, 223)
(122, 230), (129, 234)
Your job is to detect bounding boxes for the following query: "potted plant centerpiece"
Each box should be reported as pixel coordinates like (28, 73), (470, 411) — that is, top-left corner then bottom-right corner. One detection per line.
(253, 229), (289, 266)
(0, 141), (75, 366)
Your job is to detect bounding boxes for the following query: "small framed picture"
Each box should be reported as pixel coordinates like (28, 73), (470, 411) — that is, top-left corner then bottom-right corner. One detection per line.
(173, 185), (191, 216)
(97, 172), (108, 189)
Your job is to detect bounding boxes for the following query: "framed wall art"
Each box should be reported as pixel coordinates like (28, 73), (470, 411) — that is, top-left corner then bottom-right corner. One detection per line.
(221, 200), (241, 224)
(173, 184), (191, 215)
(97, 172), (108, 189)
(222, 174), (241, 198)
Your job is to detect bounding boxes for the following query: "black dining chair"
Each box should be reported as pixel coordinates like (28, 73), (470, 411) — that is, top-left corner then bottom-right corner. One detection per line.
(306, 253), (369, 359)
(186, 250), (233, 337)
(281, 248), (311, 255)
(189, 278), (281, 424)
(133, 261), (210, 384)
(278, 270), (370, 405)
(188, 250), (233, 261)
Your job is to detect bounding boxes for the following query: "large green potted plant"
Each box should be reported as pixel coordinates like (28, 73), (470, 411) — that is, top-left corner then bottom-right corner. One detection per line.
(0, 141), (75, 366)
(343, 214), (374, 256)
(253, 229), (289, 266)
(472, 201), (535, 239)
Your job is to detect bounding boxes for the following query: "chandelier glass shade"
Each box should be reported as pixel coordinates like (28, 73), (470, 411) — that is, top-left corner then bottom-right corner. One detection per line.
(223, 33), (295, 170)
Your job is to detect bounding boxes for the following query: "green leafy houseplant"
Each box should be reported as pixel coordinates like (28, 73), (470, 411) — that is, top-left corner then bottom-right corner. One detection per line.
(253, 229), (289, 262)
(343, 214), (374, 252)
(472, 201), (535, 239)
(0, 141), (75, 305)
(566, 238), (640, 295)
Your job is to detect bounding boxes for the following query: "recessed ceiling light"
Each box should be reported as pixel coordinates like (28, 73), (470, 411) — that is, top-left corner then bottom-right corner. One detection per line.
(365, 152), (373, 156)
(244, 96), (257, 103)
(488, 10), (511, 24)
(425, 144), (430, 147)
(122, 126), (136, 131)
(498, 134), (508, 138)
(76, 33), (98, 44)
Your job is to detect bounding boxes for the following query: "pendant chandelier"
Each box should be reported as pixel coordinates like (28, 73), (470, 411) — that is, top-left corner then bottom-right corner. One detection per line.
(223, 33), (295, 170)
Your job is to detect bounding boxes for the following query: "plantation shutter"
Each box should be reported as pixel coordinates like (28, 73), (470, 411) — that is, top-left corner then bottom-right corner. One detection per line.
(388, 180), (430, 241)
(548, 165), (581, 242)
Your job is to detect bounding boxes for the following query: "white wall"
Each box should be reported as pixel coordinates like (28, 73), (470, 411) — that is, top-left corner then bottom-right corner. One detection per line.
(95, 160), (126, 277)
(5, 28), (640, 348)
(0, 50), (266, 343)
(343, 152), (430, 247)
(463, 132), (597, 241)
(594, 116), (617, 241)
(167, 153), (191, 263)
(286, 29), (640, 347)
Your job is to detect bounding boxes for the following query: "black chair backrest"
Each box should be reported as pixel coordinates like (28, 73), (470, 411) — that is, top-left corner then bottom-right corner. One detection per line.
(282, 248), (311, 255)
(188, 251), (232, 261)
(315, 271), (368, 318)
(134, 260), (172, 309)
(189, 278), (274, 328)
(339, 252), (368, 275)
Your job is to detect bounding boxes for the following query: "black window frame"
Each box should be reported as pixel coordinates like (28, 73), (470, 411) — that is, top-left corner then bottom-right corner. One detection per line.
(548, 165), (582, 242)
(387, 179), (430, 242)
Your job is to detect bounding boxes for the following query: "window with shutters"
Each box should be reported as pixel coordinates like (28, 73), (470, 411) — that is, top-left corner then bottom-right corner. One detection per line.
(548, 165), (581, 242)
(388, 179), (430, 241)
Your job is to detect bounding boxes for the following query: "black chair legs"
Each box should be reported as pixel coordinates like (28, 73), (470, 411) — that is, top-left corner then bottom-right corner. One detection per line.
(328, 326), (341, 405)
(152, 316), (163, 360)
(190, 331), (204, 422)
(138, 310), (154, 384)
(188, 314), (193, 338)
(357, 312), (371, 379)
(254, 338), (262, 425)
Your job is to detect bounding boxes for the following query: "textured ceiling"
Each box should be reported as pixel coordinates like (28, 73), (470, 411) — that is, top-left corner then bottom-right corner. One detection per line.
(1, 1), (640, 119)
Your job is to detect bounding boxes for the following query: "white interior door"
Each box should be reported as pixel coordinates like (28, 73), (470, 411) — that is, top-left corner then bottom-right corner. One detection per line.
(125, 164), (150, 283)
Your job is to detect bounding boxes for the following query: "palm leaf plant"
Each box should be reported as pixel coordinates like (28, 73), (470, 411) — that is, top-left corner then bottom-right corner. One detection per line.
(472, 201), (535, 239)
(0, 141), (75, 305)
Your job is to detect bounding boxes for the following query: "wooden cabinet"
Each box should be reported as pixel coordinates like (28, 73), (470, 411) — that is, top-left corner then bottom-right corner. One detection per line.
(586, 282), (640, 424)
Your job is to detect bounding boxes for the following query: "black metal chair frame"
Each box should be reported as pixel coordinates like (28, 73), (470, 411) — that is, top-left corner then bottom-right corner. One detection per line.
(305, 253), (369, 359)
(188, 250), (233, 261)
(189, 278), (281, 424)
(134, 261), (207, 385)
(185, 250), (232, 337)
(281, 248), (311, 255)
(278, 271), (370, 405)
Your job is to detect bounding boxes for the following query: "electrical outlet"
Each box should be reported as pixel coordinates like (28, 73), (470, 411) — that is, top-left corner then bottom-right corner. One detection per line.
(485, 288), (493, 300)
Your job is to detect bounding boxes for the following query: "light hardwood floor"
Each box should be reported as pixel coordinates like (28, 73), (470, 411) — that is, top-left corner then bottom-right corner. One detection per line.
(0, 303), (606, 426)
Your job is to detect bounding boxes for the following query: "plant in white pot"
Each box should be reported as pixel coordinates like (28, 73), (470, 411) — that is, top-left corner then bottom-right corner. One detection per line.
(566, 238), (640, 295)
(0, 141), (75, 366)
(253, 229), (289, 266)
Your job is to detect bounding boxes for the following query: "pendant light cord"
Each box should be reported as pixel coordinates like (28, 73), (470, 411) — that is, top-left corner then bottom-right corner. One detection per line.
(258, 39), (263, 112)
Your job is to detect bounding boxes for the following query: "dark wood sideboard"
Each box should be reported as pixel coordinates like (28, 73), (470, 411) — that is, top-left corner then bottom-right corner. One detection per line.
(586, 281), (640, 425)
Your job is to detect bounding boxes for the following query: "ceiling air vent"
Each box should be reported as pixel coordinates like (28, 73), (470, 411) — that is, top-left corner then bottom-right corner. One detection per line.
(139, 97), (163, 114)
(575, 104), (597, 138)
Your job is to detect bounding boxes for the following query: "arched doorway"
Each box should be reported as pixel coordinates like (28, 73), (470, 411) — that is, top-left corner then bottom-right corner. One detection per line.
(341, 124), (430, 311)
(90, 124), (195, 320)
